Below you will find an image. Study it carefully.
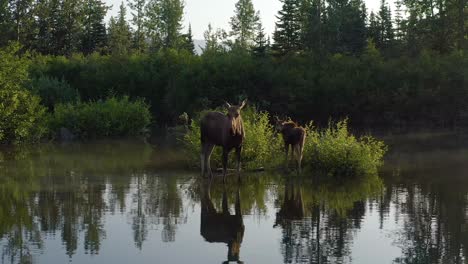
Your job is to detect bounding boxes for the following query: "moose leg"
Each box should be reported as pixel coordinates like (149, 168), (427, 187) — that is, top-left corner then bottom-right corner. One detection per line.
(200, 146), (205, 177)
(284, 144), (289, 169)
(293, 145), (301, 174)
(235, 146), (242, 179)
(222, 148), (229, 183)
(298, 144), (304, 174)
(204, 143), (215, 178)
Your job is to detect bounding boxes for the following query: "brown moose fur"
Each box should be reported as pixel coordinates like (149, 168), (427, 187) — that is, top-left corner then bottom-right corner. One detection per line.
(277, 119), (306, 173)
(200, 100), (246, 180)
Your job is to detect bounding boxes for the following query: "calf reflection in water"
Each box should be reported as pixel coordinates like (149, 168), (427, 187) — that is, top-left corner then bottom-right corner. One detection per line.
(200, 182), (245, 264)
(274, 180), (304, 227)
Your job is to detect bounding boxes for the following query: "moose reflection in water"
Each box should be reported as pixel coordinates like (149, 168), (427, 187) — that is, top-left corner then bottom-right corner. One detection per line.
(274, 180), (304, 227)
(200, 100), (246, 181)
(200, 180), (245, 263)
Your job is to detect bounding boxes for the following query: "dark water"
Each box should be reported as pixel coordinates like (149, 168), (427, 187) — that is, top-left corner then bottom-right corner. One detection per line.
(1, 134), (468, 264)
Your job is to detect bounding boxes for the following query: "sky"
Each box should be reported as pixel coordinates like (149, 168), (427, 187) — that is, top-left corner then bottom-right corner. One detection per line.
(106, 0), (395, 40)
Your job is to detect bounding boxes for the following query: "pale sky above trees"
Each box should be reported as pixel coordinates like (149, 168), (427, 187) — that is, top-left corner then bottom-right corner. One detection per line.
(106, 0), (395, 39)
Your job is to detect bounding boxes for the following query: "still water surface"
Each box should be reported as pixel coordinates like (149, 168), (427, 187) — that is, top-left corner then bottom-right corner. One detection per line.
(1, 134), (468, 264)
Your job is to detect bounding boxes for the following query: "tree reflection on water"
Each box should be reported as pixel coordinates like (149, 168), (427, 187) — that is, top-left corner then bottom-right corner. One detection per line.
(1, 141), (468, 263)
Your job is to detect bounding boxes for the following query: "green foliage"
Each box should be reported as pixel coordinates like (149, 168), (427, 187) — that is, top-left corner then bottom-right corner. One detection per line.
(182, 107), (283, 170)
(272, 0), (301, 54)
(304, 119), (387, 177)
(108, 2), (133, 56)
(0, 42), (30, 90)
(145, 0), (184, 49)
(49, 96), (151, 139)
(0, 43), (48, 144)
(0, 89), (48, 144)
(29, 75), (79, 109)
(229, 0), (260, 49)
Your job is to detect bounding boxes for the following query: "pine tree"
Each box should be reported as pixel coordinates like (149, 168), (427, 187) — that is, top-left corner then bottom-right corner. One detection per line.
(394, 0), (404, 41)
(378, 0), (394, 49)
(61, 0), (84, 55)
(229, 0), (260, 49)
(272, 0), (301, 55)
(202, 23), (227, 54)
(368, 11), (380, 45)
(252, 20), (268, 56)
(145, 0), (184, 50)
(128, 0), (146, 52)
(180, 23), (195, 54)
(300, 0), (322, 51)
(108, 2), (132, 55)
(323, 0), (367, 54)
(81, 0), (108, 54)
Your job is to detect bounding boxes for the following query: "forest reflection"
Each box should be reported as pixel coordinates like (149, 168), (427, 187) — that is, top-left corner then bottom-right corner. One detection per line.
(1, 141), (468, 263)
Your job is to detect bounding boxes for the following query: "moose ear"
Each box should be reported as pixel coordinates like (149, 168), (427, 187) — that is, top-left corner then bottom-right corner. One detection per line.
(225, 102), (232, 108)
(240, 99), (247, 109)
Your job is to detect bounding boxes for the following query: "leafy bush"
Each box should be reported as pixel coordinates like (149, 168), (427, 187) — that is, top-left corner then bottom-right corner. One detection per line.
(304, 119), (387, 177)
(182, 107), (283, 170)
(50, 96), (151, 139)
(29, 75), (79, 109)
(0, 43), (48, 144)
(0, 89), (48, 144)
(0, 42), (30, 91)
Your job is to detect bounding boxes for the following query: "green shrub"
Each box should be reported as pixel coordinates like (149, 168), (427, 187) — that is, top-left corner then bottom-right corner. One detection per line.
(304, 119), (387, 177)
(0, 89), (48, 144)
(182, 107), (283, 170)
(50, 96), (151, 139)
(29, 75), (79, 110)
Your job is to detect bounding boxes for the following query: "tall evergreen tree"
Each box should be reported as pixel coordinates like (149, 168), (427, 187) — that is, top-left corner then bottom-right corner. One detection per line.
(272, 0), (301, 55)
(145, 0), (184, 49)
(128, 0), (146, 52)
(81, 0), (108, 54)
(252, 20), (268, 56)
(61, 0), (84, 55)
(323, 0), (367, 54)
(300, 0), (323, 51)
(108, 2), (132, 55)
(202, 23), (227, 54)
(378, 0), (394, 49)
(229, 0), (260, 49)
(368, 11), (380, 45)
(180, 23), (195, 54)
(394, 0), (404, 41)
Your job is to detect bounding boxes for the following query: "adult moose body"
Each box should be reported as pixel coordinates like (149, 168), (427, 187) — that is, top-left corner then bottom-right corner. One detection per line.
(200, 100), (246, 181)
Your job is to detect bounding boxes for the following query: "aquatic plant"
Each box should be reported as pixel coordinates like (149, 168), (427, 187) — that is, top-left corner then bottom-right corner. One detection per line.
(183, 108), (386, 176)
(304, 119), (387, 177)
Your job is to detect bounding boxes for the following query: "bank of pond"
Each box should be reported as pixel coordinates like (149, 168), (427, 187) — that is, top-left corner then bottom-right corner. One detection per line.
(1, 96), (386, 177)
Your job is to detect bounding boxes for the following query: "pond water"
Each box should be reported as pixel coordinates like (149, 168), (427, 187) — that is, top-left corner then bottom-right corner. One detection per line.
(1, 133), (468, 264)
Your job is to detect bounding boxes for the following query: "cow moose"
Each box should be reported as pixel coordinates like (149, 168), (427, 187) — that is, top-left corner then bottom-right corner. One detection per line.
(200, 100), (247, 181)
